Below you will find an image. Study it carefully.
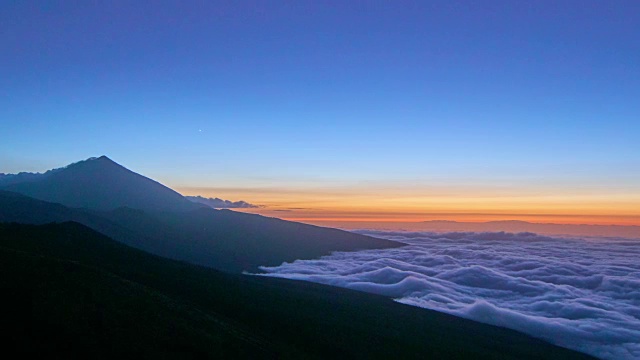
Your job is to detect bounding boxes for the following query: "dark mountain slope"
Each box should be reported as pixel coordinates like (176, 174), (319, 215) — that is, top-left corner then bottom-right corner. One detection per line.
(0, 190), (160, 253)
(101, 206), (400, 272)
(2, 156), (200, 212)
(0, 222), (594, 359)
(1, 248), (273, 359)
(0, 191), (400, 272)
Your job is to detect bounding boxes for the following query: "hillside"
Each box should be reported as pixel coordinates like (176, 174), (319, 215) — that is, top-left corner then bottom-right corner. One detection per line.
(0, 222), (594, 359)
(0, 190), (399, 272)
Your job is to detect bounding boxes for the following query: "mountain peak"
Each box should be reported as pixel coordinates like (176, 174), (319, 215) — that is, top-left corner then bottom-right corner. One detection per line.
(79, 155), (117, 165)
(2, 156), (200, 212)
(60, 155), (121, 172)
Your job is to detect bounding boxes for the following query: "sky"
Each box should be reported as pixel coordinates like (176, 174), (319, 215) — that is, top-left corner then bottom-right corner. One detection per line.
(1, 1), (639, 226)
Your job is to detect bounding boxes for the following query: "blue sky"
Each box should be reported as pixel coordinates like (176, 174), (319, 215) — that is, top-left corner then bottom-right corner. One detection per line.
(1, 1), (639, 222)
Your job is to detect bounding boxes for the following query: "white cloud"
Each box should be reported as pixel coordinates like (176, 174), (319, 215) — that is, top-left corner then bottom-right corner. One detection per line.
(258, 231), (640, 360)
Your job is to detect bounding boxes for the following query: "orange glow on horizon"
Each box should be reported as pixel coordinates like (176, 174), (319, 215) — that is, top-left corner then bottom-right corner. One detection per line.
(281, 214), (638, 226)
(177, 185), (640, 227)
(229, 208), (640, 227)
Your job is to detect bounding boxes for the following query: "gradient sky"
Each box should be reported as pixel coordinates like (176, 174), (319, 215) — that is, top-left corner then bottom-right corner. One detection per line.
(1, 1), (639, 225)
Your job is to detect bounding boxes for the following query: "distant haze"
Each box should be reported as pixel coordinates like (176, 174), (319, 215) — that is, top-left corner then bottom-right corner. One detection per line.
(293, 220), (640, 239)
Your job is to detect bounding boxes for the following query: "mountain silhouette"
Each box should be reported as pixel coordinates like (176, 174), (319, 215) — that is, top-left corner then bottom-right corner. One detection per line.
(0, 158), (599, 358)
(0, 156), (401, 272)
(1, 156), (200, 212)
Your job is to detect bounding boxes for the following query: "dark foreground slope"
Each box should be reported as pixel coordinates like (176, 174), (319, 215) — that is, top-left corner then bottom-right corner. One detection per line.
(1, 246), (271, 359)
(0, 222), (594, 359)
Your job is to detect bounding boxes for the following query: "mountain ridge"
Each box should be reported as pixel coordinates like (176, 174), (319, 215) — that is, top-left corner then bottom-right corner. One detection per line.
(0, 156), (402, 272)
(420, 219), (640, 238)
(1, 156), (202, 212)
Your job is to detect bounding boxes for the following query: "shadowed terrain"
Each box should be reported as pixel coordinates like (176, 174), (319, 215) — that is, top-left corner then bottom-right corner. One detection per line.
(0, 190), (399, 273)
(0, 222), (595, 359)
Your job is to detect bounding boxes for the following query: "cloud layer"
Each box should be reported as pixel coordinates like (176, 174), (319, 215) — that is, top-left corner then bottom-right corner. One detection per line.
(186, 195), (259, 209)
(259, 231), (640, 360)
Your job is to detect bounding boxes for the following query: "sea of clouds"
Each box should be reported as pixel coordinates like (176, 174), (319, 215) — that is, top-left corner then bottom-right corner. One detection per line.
(259, 231), (640, 360)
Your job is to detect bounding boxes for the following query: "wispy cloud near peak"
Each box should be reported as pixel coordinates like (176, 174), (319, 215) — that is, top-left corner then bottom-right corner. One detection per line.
(186, 195), (260, 209)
